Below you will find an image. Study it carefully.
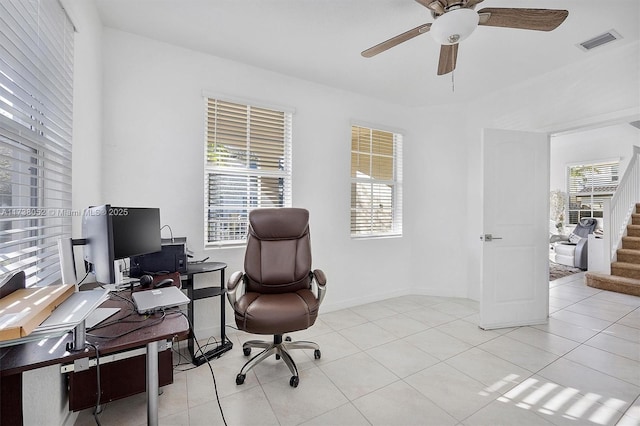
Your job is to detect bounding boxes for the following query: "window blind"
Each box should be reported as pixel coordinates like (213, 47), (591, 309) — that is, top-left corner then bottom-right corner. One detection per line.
(567, 161), (619, 224)
(0, 0), (74, 287)
(205, 98), (292, 245)
(350, 125), (402, 237)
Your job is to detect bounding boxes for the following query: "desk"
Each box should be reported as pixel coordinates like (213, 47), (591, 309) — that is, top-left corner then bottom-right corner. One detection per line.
(181, 262), (233, 364)
(0, 294), (189, 426)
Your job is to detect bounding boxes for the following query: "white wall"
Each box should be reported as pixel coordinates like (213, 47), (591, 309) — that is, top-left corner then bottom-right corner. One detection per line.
(65, 0), (104, 234)
(550, 123), (640, 192)
(464, 41), (640, 301)
(405, 104), (470, 297)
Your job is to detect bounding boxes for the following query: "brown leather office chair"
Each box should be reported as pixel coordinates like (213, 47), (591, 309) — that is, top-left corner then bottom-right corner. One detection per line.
(226, 208), (327, 388)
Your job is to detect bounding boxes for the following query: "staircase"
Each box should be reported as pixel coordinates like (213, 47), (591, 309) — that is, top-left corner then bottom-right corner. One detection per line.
(585, 203), (640, 296)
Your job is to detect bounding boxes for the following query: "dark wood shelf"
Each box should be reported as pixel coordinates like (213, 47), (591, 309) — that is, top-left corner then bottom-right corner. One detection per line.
(191, 286), (225, 300)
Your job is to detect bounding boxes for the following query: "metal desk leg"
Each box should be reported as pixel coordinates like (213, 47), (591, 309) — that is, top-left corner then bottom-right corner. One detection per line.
(146, 340), (159, 426)
(185, 274), (195, 362)
(220, 268), (226, 344)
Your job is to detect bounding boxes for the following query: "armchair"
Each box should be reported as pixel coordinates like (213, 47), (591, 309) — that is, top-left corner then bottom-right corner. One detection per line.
(226, 208), (327, 388)
(552, 217), (598, 270)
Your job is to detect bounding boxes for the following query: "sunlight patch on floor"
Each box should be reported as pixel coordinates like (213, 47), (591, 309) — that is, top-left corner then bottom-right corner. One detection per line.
(486, 374), (626, 425)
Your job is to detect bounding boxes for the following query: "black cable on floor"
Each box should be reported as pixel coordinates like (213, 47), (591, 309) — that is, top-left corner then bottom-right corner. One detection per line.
(179, 311), (228, 426)
(85, 342), (102, 426)
(171, 338), (193, 369)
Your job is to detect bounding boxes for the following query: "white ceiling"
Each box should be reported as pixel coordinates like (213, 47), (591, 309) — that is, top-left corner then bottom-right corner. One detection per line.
(95, 0), (639, 108)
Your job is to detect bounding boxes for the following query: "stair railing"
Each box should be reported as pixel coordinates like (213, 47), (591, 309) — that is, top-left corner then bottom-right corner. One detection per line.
(604, 145), (640, 270)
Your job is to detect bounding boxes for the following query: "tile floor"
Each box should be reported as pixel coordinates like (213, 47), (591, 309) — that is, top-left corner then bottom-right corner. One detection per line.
(75, 272), (640, 425)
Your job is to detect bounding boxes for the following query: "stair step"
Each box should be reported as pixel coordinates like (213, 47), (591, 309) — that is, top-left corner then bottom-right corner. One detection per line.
(634, 214), (640, 225)
(622, 236), (640, 250)
(627, 225), (640, 237)
(616, 249), (640, 264)
(611, 262), (640, 280)
(585, 271), (640, 297)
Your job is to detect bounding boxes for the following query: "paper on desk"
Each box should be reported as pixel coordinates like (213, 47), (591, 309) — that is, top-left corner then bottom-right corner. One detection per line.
(36, 289), (110, 331)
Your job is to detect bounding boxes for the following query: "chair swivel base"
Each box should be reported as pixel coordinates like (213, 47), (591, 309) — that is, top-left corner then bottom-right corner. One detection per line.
(235, 335), (321, 388)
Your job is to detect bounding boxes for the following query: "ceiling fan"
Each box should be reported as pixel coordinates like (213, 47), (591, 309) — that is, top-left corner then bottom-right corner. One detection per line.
(361, 0), (569, 75)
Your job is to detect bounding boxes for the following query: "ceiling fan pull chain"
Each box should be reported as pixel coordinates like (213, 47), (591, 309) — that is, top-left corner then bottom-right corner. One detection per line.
(451, 69), (455, 92)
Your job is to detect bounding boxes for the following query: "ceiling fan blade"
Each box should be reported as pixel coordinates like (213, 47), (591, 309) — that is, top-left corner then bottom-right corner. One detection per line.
(477, 8), (568, 31)
(437, 44), (458, 75)
(415, 0), (444, 14)
(361, 23), (431, 58)
(464, 0), (485, 9)
(417, 0), (484, 12)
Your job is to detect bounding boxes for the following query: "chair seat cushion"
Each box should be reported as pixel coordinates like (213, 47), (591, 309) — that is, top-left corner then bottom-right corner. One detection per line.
(234, 289), (319, 335)
(554, 243), (577, 256)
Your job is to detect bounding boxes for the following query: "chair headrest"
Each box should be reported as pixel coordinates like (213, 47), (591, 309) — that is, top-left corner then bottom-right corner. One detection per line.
(579, 217), (597, 227)
(572, 217), (598, 238)
(249, 208), (309, 240)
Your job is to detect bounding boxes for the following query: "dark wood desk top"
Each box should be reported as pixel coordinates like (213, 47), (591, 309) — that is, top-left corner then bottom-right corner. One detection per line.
(0, 292), (189, 377)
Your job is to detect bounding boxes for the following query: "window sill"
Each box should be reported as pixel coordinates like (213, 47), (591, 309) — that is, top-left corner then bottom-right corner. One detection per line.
(205, 242), (246, 250)
(350, 233), (402, 241)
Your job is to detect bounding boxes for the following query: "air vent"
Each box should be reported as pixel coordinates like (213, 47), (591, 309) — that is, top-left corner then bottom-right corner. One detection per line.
(577, 30), (622, 51)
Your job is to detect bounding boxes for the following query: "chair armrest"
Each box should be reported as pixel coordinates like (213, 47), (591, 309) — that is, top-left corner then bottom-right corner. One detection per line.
(226, 271), (244, 307)
(312, 269), (327, 305)
(313, 269), (326, 286)
(549, 234), (569, 244)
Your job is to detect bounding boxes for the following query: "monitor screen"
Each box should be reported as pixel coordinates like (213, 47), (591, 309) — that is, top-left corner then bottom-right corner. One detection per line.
(112, 207), (161, 259)
(82, 205), (162, 284)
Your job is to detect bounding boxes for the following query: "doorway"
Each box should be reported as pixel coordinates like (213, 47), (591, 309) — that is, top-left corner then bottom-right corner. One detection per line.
(548, 116), (640, 306)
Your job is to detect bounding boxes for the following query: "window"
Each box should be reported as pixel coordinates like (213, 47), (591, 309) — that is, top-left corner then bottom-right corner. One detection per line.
(0, 0), (74, 287)
(350, 125), (402, 237)
(567, 161), (619, 225)
(205, 98), (292, 245)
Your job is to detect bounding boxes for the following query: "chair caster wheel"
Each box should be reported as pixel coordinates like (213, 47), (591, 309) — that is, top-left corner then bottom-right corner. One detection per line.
(289, 376), (299, 388)
(243, 347), (251, 356)
(285, 336), (292, 342)
(236, 374), (245, 385)
(314, 349), (321, 359)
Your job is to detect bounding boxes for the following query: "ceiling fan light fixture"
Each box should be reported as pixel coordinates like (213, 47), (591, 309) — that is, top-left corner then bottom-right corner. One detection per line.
(430, 8), (479, 45)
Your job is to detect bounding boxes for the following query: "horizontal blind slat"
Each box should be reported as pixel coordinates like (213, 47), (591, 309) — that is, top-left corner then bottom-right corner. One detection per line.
(0, 0), (74, 287)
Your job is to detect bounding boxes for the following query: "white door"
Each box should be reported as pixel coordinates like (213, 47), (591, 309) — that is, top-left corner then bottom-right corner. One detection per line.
(480, 128), (549, 330)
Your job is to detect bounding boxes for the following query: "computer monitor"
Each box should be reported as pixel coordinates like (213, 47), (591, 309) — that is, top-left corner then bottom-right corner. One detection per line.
(81, 205), (162, 284)
(58, 237), (78, 288)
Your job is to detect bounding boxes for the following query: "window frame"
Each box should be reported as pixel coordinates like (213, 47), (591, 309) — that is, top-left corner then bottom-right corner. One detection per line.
(350, 123), (403, 239)
(566, 159), (620, 226)
(203, 94), (293, 247)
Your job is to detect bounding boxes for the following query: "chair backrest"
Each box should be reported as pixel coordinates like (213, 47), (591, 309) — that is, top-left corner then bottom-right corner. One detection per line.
(573, 217), (598, 238)
(244, 208), (312, 294)
(0, 270), (25, 299)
